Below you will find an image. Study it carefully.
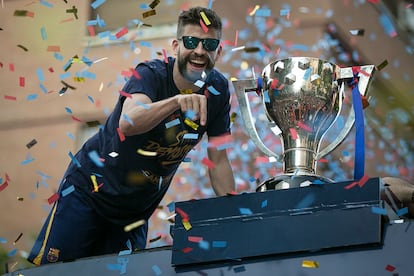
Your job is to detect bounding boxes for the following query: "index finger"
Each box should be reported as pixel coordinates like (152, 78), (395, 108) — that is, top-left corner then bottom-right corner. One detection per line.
(199, 95), (207, 126)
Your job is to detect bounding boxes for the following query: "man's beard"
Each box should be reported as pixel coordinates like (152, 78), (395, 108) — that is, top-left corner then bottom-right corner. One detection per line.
(177, 50), (214, 83)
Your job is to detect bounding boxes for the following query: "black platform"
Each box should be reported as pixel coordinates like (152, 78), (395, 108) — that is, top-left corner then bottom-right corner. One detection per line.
(3, 221), (413, 275)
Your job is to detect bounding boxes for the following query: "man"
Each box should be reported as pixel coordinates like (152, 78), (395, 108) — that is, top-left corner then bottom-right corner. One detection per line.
(28, 6), (235, 265)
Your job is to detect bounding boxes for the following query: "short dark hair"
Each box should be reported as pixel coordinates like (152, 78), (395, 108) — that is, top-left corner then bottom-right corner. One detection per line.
(177, 6), (222, 39)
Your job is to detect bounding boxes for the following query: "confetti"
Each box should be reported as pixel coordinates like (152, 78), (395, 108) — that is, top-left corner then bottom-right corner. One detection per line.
(376, 59), (388, 71)
(165, 118), (180, 128)
(182, 219), (192, 230)
(239, 207), (253, 215)
(137, 148), (157, 156)
(152, 265), (162, 276)
(302, 260), (319, 268)
(371, 206), (387, 215)
(385, 264), (396, 272)
(88, 150), (104, 167)
(0, 182), (8, 192)
(184, 118), (199, 130)
(47, 192), (59, 204)
(199, 18), (209, 33)
(142, 9), (156, 18)
(116, 127), (125, 142)
(13, 233), (23, 244)
(115, 27), (128, 39)
(201, 157), (215, 169)
(61, 185), (75, 197)
(26, 139), (37, 149)
(289, 128), (298, 139)
(13, 10), (34, 17)
(17, 44), (28, 51)
(124, 219), (145, 232)
(200, 11), (211, 26)
(149, 0), (160, 9)
(188, 236), (203, 243)
(91, 0), (106, 9)
(212, 241), (227, 248)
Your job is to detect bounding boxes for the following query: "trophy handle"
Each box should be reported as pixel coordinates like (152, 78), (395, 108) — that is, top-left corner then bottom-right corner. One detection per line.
(316, 65), (375, 160)
(232, 79), (282, 162)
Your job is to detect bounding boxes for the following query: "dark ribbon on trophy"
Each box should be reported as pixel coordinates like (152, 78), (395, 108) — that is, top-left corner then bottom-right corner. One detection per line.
(349, 67), (365, 180)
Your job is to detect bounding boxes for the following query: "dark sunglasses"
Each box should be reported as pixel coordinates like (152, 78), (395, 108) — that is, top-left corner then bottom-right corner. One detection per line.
(179, 36), (220, 51)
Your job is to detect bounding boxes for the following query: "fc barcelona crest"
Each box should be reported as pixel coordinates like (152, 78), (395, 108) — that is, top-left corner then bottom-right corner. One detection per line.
(46, 247), (60, 263)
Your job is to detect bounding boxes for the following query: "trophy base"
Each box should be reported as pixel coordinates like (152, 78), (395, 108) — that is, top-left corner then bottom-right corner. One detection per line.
(256, 174), (333, 192)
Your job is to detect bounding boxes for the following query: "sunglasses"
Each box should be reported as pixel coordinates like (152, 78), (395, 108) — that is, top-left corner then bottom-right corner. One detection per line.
(179, 36), (220, 51)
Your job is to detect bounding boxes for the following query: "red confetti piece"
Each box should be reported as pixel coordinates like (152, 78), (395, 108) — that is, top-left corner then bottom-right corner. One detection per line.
(119, 90), (132, 98)
(87, 25), (96, 37)
(289, 128), (298, 139)
(47, 45), (61, 52)
(4, 95), (17, 101)
(201, 157), (215, 169)
(130, 68), (141, 79)
(234, 30), (239, 46)
(199, 18), (209, 33)
(116, 127), (125, 142)
(255, 156), (268, 164)
(208, 134), (232, 148)
(9, 63), (15, 72)
(115, 27), (128, 39)
(385, 264), (396, 272)
(318, 158), (328, 163)
(48, 67), (54, 73)
(71, 115), (82, 122)
(298, 121), (312, 132)
(270, 79), (279, 90)
(182, 247), (193, 253)
(162, 49), (168, 64)
(188, 236), (203, 243)
(47, 193), (59, 204)
(0, 181), (9, 192)
(19, 77), (25, 87)
(175, 207), (189, 220)
(357, 174), (370, 187)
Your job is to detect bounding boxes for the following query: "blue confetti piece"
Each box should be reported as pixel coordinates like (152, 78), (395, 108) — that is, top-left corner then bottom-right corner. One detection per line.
(66, 132), (75, 141)
(106, 263), (122, 271)
(82, 71), (96, 79)
(54, 52), (63, 61)
(139, 3), (149, 9)
(36, 68), (45, 82)
(152, 265), (162, 276)
(207, 0), (213, 9)
(68, 151), (81, 168)
(40, 0), (54, 7)
(183, 157), (191, 162)
(123, 114), (134, 126)
(255, 8), (271, 17)
(135, 101), (151, 110)
(81, 56), (93, 66)
(118, 249), (131, 256)
(87, 95), (94, 103)
(165, 118), (180, 128)
(303, 67), (311, 80)
(184, 109), (197, 120)
(26, 94), (38, 101)
(396, 207), (408, 217)
(183, 133), (198, 140)
(36, 171), (51, 179)
(371, 206), (387, 215)
(280, 9), (290, 16)
(40, 27), (47, 40)
(139, 41), (152, 48)
(97, 31), (111, 38)
(239, 207), (253, 215)
(379, 13), (397, 37)
(88, 150), (104, 167)
(199, 240), (210, 250)
(39, 83), (48, 93)
(207, 86), (221, 95)
(312, 179), (325, 185)
(65, 107), (73, 114)
(263, 90), (270, 103)
(91, 0), (106, 9)
(167, 201), (175, 212)
(86, 20), (97, 26)
(261, 200), (268, 208)
(295, 193), (315, 209)
(60, 72), (71, 80)
(21, 157), (35, 165)
(61, 185), (75, 197)
(8, 249), (17, 257)
(0, 237), (7, 243)
(212, 241), (227, 248)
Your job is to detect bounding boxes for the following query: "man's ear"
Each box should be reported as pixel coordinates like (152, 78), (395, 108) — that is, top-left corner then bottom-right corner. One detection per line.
(172, 39), (179, 56)
(215, 44), (223, 61)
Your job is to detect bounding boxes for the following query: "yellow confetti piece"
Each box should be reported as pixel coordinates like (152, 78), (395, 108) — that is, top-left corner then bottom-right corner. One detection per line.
(91, 175), (99, 192)
(200, 11), (211, 26)
(249, 5), (260, 16)
(137, 148), (157, 156)
(124, 219), (145, 232)
(180, 89), (193, 94)
(302, 260), (319, 268)
(184, 118), (199, 130)
(74, 77), (85, 82)
(182, 219), (192, 230)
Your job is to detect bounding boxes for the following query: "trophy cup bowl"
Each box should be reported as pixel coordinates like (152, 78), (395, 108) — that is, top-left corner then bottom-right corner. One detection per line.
(232, 57), (374, 191)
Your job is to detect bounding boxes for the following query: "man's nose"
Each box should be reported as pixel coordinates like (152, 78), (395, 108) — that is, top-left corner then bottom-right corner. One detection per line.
(193, 41), (206, 54)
